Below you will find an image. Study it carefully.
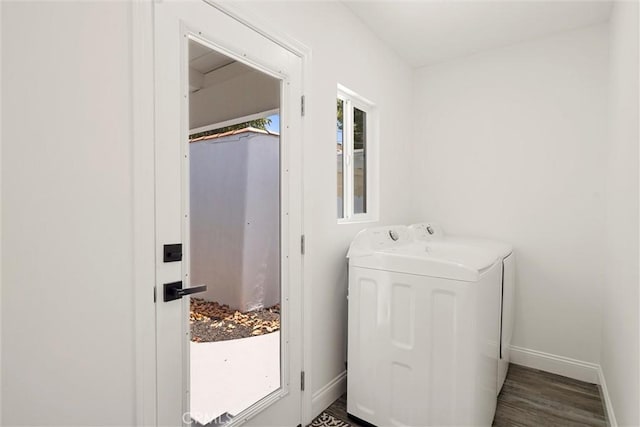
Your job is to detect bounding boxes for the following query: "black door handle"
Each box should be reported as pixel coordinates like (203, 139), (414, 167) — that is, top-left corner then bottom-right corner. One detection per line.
(163, 281), (207, 302)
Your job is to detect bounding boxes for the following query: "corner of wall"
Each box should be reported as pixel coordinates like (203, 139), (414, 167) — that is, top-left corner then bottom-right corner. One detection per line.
(600, 1), (640, 426)
(310, 371), (346, 420)
(598, 366), (619, 427)
(0, 0), (4, 422)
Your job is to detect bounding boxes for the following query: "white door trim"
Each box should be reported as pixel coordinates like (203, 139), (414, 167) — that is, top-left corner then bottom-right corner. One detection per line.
(132, 1), (157, 425)
(132, 1), (312, 425)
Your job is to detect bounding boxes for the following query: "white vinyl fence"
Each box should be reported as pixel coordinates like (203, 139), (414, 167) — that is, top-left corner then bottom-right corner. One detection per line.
(190, 130), (280, 312)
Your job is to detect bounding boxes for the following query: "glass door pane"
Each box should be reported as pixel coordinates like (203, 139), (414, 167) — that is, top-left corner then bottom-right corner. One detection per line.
(187, 38), (282, 426)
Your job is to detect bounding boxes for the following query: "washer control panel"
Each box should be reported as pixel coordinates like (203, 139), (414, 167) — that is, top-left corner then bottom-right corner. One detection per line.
(347, 225), (412, 257)
(410, 222), (444, 241)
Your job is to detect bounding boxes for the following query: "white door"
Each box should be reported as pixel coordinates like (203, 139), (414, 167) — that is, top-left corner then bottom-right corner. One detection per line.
(154, 1), (304, 426)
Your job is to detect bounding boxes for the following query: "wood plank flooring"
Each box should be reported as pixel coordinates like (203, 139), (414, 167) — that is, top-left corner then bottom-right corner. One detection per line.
(318, 364), (607, 426)
(493, 364), (606, 426)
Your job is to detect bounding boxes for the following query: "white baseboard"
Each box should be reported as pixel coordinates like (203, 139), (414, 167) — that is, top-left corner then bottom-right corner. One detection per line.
(509, 345), (600, 384)
(597, 366), (618, 427)
(509, 346), (618, 425)
(311, 371), (347, 420)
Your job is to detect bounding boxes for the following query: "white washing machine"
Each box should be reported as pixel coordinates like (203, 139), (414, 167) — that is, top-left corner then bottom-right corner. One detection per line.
(346, 226), (502, 427)
(409, 222), (515, 393)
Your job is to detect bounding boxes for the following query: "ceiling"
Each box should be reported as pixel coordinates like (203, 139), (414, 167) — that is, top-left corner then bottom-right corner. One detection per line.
(189, 39), (235, 74)
(343, 1), (613, 68)
(189, 39), (250, 93)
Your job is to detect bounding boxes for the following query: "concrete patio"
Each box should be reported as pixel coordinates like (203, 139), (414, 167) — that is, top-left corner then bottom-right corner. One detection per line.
(190, 332), (281, 425)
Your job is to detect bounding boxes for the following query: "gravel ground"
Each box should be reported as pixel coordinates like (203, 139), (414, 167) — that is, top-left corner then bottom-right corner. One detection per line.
(190, 298), (280, 343)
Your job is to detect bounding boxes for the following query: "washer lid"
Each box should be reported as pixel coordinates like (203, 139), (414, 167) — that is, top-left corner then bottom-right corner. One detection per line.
(409, 222), (513, 258)
(441, 237), (512, 259)
(350, 241), (500, 282)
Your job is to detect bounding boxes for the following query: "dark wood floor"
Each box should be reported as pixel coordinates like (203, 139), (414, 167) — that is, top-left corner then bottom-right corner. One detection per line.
(493, 364), (606, 426)
(319, 364), (607, 426)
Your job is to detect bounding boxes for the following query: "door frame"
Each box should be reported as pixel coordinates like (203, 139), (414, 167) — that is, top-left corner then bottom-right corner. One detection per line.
(131, 1), (313, 425)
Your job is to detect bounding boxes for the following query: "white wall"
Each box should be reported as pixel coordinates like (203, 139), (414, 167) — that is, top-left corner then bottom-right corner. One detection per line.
(242, 133), (280, 311)
(1, 2), (135, 425)
(601, 2), (639, 425)
(190, 132), (280, 311)
(231, 0), (415, 408)
(190, 137), (249, 309)
(411, 25), (609, 365)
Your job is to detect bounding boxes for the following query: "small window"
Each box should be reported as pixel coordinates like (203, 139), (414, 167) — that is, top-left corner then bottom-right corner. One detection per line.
(337, 85), (376, 222)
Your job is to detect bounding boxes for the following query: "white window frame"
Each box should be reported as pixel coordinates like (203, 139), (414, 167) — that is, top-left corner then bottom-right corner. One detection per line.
(337, 84), (378, 224)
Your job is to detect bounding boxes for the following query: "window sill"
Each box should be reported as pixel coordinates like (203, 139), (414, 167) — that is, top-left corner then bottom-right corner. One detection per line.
(337, 216), (378, 225)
